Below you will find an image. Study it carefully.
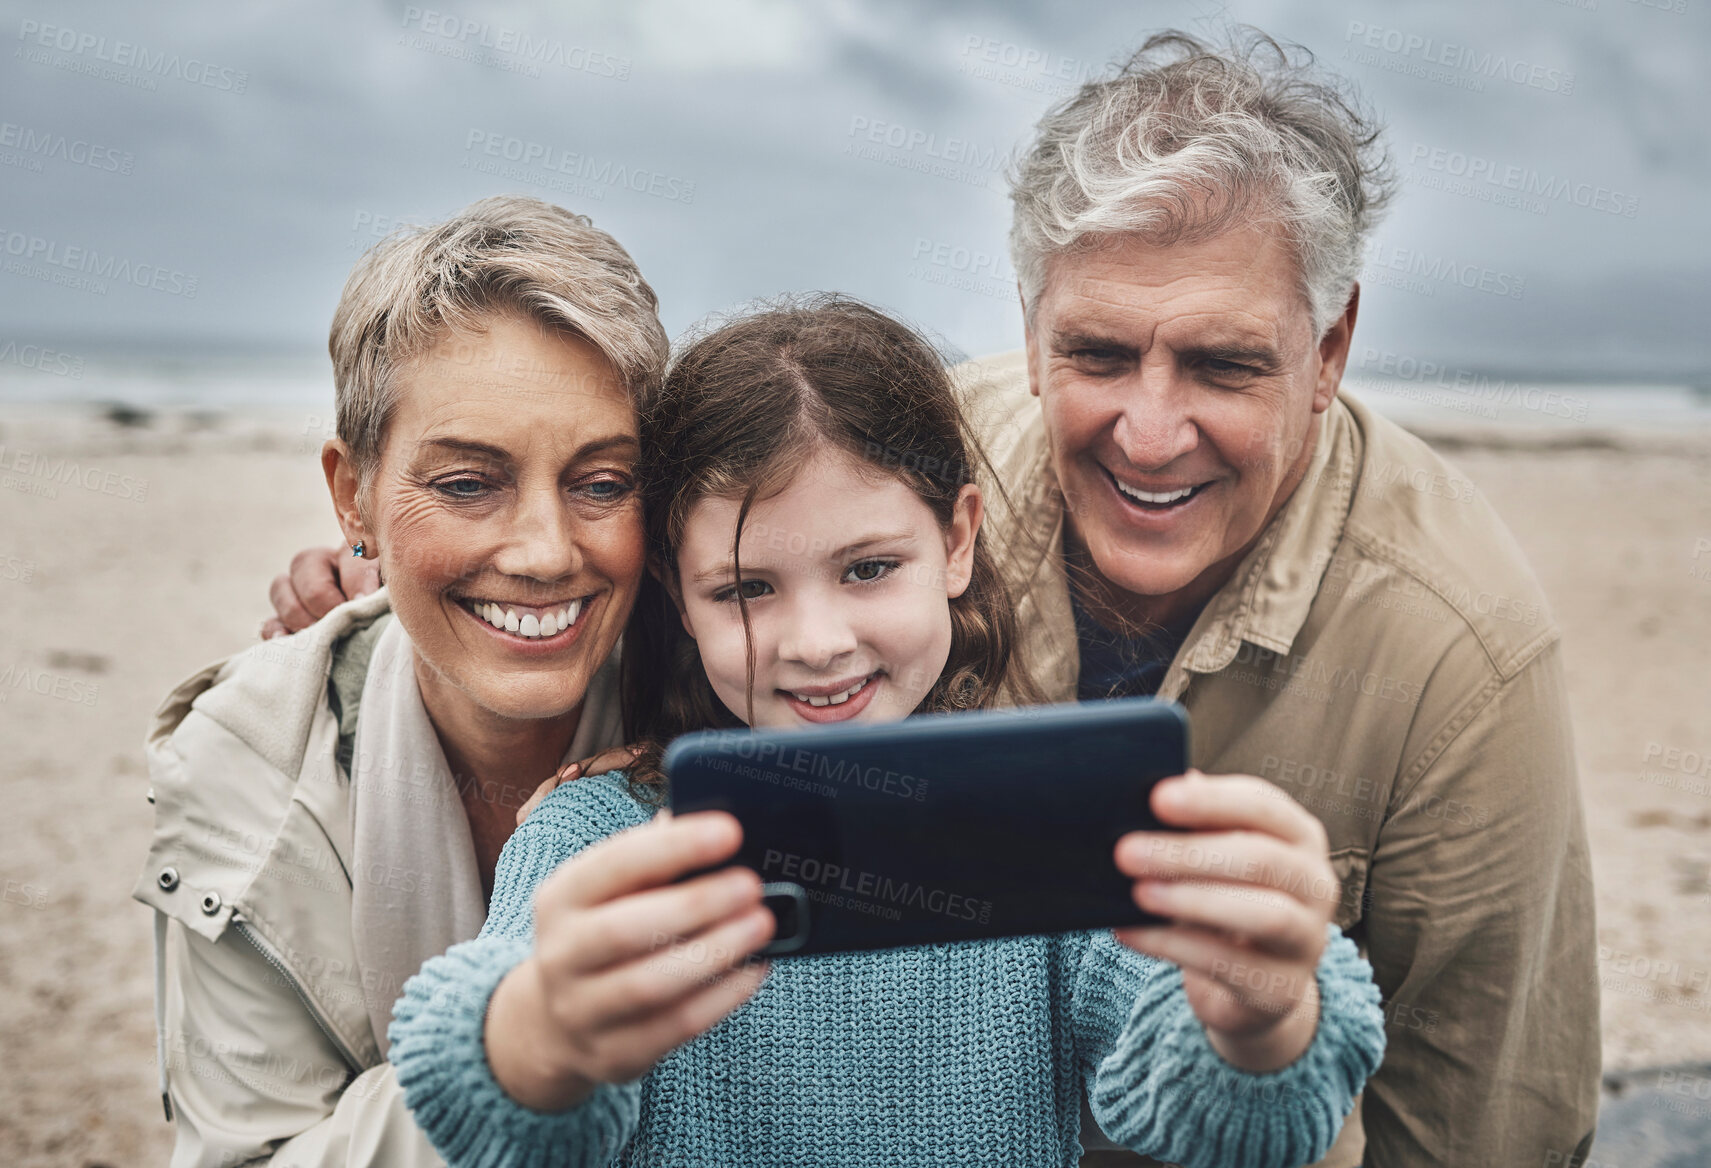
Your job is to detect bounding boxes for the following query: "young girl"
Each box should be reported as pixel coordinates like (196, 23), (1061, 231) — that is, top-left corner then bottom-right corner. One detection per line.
(388, 297), (1384, 1168)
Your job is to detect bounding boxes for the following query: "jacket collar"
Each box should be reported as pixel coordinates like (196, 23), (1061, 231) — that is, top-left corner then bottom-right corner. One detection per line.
(134, 587), (394, 941)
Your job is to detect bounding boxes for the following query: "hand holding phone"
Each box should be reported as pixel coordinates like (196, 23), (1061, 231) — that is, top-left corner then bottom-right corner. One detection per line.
(483, 810), (775, 1111)
(1111, 770), (1341, 1073)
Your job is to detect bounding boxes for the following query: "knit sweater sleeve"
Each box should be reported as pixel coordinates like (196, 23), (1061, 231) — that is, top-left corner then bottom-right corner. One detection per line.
(388, 774), (654, 1168)
(1065, 923), (1385, 1168)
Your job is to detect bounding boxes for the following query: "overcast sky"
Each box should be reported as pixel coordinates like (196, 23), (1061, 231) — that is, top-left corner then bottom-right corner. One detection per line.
(1, 0), (1706, 384)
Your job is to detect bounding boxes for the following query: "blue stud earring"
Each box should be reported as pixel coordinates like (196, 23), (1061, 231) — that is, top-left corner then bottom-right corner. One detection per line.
(351, 541), (365, 557)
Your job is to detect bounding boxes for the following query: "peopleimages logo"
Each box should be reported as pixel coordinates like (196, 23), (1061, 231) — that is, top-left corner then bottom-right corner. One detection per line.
(0, 122), (135, 175)
(1408, 144), (1638, 218)
(400, 7), (631, 79)
(15, 19), (249, 93)
(461, 131), (696, 203)
(1363, 244), (1525, 301)
(0, 228), (198, 298)
(760, 848), (994, 924)
(1343, 21), (1576, 95)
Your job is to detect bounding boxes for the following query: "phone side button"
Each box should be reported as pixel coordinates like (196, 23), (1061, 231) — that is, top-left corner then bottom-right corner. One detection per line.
(759, 882), (811, 955)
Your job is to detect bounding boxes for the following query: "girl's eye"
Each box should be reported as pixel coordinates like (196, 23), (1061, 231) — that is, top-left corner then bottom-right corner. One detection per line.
(712, 579), (772, 604)
(844, 558), (900, 584)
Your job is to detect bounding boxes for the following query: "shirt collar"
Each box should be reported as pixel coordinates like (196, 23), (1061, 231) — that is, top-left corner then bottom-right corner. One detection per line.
(1177, 398), (1358, 675)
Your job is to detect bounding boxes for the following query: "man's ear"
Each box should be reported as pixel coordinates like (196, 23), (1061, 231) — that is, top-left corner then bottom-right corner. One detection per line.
(1021, 289), (1043, 399)
(1313, 283), (1361, 414)
(943, 484), (984, 599)
(322, 439), (372, 554)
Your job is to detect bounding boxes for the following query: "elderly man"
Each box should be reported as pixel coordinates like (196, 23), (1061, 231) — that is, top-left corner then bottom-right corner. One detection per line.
(268, 29), (1599, 1168)
(961, 30), (1600, 1168)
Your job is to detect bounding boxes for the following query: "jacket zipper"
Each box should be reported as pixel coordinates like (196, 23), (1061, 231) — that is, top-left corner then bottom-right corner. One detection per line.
(233, 918), (366, 1072)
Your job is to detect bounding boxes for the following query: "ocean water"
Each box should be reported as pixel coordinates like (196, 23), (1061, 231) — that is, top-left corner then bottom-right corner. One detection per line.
(3, 347), (1709, 433)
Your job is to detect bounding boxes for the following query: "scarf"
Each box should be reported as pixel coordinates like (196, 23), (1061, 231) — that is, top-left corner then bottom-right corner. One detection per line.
(348, 615), (624, 1053)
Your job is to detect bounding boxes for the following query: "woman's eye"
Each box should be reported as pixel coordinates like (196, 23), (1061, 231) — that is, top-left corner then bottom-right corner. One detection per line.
(579, 477), (632, 501)
(713, 579), (772, 603)
(435, 478), (489, 499)
(844, 558), (899, 584)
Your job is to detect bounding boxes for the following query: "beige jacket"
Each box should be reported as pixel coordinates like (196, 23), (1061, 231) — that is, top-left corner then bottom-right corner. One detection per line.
(959, 351), (1600, 1167)
(131, 589), (623, 1167)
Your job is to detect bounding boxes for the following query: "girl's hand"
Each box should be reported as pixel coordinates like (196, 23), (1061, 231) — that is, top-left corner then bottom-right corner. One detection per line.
(516, 744), (647, 826)
(1111, 771), (1340, 1073)
(484, 810), (775, 1111)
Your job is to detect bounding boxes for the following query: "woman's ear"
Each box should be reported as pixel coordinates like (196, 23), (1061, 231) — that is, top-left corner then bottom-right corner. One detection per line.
(943, 483), (984, 599)
(322, 439), (372, 555)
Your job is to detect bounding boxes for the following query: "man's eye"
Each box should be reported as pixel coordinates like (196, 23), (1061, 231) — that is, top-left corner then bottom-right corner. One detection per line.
(713, 579), (772, 603)
(844, 558), (899, 584)
(1202, 357), (1266, 381)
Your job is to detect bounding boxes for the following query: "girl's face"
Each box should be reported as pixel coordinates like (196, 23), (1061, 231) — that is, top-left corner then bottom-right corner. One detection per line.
(674, 445), (982, 729)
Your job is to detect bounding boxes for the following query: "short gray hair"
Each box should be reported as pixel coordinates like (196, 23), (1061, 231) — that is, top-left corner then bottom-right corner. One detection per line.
(329, 195), (669, 480)
(1009, 29), (1396, 337)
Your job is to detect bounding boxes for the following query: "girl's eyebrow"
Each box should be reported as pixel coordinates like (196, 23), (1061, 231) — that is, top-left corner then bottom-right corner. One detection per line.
(837, 531), (916, 557)
(688, 530), (917, 585)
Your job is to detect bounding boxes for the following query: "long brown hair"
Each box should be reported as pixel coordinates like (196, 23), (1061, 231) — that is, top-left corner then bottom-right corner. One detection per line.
(618, 295), (1037, 803)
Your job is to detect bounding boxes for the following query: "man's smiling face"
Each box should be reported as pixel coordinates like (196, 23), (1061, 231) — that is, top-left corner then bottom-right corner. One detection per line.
(1023, 223), (1356, 624)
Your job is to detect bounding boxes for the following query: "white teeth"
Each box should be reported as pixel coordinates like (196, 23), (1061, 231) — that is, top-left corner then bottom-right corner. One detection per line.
(1117, 481), (1197, 505)
(793, 676), (872, 707)
(468, 599), (584, 637)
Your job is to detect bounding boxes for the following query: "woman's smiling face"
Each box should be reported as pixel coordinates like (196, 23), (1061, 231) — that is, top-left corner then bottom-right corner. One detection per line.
(349, 312), (644, 723)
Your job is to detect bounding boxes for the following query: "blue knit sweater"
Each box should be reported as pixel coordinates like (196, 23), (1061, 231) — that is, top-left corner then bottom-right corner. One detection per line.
(391, 773), (1384, 1168)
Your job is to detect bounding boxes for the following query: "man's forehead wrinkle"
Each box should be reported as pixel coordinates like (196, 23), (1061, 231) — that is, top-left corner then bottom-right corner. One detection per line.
(1057, 287), (1286, 351)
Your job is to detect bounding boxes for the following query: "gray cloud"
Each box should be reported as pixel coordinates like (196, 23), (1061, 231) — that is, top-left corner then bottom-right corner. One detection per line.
(0, 0), (1704, 382)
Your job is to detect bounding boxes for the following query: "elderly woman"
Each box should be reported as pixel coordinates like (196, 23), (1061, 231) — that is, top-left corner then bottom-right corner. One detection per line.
(131, 196), (666, 1166)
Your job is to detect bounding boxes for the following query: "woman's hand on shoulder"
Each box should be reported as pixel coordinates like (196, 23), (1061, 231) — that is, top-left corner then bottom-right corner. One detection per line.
(483, 809), (775, 1111)
(516, 745), (647, 826)
(1110, 771), (1338, 1073)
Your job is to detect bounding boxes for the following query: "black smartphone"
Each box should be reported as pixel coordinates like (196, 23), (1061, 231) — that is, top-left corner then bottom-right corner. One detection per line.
(664, 697), (1189, 957)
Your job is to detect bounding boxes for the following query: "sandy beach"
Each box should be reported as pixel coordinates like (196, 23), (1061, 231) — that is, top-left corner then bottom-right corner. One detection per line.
(1, 397), (1708, 1166)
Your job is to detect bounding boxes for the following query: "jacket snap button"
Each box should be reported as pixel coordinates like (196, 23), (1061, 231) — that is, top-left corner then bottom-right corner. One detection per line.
(200, 891), (222, 915)
(157, 867), (180, 892)
(146, 787), (156, 804)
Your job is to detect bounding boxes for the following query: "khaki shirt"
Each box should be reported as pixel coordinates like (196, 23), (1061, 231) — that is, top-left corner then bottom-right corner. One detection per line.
(957, 351), (1601, 1167)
